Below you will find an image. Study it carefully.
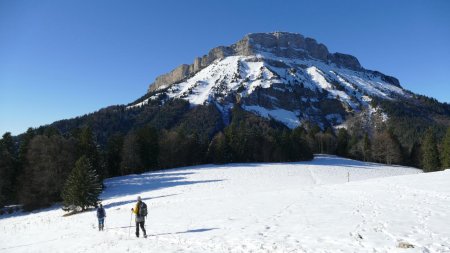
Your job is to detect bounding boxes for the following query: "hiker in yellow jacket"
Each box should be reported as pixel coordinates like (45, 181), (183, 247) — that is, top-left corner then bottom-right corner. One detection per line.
(131, 196), (147, 238)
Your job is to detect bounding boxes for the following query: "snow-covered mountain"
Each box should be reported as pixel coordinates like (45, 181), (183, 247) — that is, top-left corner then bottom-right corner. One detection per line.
(130, 32), (412, 129)
(2, 155), (449, 253)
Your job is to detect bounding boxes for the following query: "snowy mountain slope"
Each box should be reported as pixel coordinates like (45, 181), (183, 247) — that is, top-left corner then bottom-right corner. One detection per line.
(129, 32), (412, 129)
(2, 155), (449, 253)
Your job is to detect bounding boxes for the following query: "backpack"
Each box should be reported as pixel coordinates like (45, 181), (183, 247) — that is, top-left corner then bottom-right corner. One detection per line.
(97, 208), (105, 218)
(139, 202), (147, 217)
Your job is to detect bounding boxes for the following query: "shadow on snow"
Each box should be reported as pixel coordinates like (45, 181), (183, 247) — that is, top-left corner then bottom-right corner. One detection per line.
(104, 226), (219, 235)
(296, 154), (414, 169)
(102, 171), (224, 200)
(152, 227), (219, 236)
(102, 194), (178, 209)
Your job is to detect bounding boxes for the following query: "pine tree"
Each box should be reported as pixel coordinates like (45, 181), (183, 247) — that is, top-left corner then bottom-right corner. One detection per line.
(441, 127), (450, 169)
(136, 126), (159, 170)
(18, 128), (35, 163)
(279, 130), (294, 161)
(362, 133), (371, 162)
(15, 128), (35, 202)
(77, 127), (102, 180)
(105, 134), (123, 177)
(336, 128), (349, 157)
(207, 132), (232, 164)
(62, 156), (102, 212)
(121, 131), (142, 175)
(409, 142), (422, 168)
(0, 133), (17, 207)
(185, 132), (207, 165)
(422, 129), (441, 172)
(290, 127), (313, 161)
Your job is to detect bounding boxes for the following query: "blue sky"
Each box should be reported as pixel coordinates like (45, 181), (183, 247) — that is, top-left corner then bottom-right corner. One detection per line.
(1, 0), (449, 135)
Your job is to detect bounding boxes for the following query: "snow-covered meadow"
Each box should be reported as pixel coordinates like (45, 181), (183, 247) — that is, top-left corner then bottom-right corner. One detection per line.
(1, 155), (449, 253)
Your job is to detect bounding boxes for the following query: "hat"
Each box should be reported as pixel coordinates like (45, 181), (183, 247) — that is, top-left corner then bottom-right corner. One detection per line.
(137, 196), (142, 201)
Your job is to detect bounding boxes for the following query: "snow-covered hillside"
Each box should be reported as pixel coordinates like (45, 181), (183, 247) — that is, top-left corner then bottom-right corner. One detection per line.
(1, 155), (449, 253)
(129, 32), (412, 129)
(154, 55), (405, 107)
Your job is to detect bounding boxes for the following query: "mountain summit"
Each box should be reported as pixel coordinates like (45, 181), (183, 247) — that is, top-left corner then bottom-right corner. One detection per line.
(134, 32), (408, 129)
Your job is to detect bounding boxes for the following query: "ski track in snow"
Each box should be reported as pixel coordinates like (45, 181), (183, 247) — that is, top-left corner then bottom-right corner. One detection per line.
(1, 155), (449, 253)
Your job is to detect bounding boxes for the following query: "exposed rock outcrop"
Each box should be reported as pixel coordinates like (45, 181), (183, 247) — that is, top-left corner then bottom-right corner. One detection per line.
(330, 53), (362, 70)
(151, 64), (191, 91)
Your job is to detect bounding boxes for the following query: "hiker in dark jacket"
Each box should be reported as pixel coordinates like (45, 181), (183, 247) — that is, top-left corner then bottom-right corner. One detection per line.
(97, 204), (106, 231)
(131, 196), (147, 238)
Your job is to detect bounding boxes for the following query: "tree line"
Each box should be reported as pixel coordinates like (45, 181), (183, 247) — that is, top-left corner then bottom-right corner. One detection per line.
(1, 103), (450, 211)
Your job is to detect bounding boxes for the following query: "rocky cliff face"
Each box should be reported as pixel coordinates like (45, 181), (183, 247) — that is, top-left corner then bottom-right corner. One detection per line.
(139, 32), (407, 129)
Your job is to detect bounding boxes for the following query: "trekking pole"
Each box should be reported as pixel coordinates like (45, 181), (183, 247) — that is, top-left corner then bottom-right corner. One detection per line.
(128, 211), (133, 237)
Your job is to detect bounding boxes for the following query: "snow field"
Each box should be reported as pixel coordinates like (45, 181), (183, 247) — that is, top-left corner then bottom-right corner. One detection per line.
(1, 155), (449, 253)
